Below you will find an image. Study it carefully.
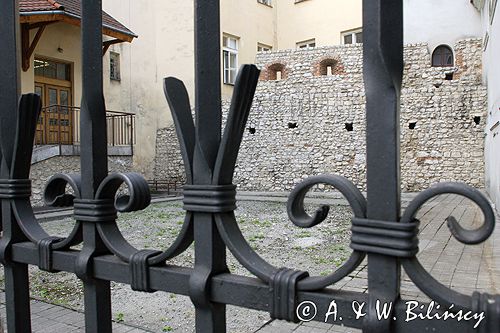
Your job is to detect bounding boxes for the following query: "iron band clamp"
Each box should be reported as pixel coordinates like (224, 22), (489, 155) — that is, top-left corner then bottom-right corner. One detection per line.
(130, 249), (162, 293)
(73, 198), (117, 222)
(270, 268), (309, 322)
(183, 184), (237, 213)
(37, 236), (64, 272)
(350, 218), (420, 258)
(0, 179), (31, 199)
(472, 292), (500, 333)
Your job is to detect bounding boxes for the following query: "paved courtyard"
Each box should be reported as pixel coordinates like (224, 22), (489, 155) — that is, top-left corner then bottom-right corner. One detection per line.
(0, 192), (498, 332)
(258, 192), (500, 332)
(0, 292), (150, 333)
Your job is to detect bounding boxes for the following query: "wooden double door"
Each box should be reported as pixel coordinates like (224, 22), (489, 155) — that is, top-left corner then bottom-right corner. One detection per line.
(34, 79), (73, 145)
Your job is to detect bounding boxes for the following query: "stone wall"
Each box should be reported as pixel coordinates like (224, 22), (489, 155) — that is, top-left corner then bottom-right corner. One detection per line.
(30, 156), (133, 206)
(154, 127), (186, 185)
(154, 39), (487, 193)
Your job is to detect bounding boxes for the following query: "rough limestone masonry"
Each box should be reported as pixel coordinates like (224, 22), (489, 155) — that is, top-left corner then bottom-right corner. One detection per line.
(155, 39), (487, 193)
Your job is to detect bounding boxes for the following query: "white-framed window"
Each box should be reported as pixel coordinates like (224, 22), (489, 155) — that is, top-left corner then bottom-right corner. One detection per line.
(223, 34), (239, 85)
(296, 39), (316, 49)
(257, 43), (272, 52)
(110, 52), (121, 81)
(341, 28), (363, 45)
(257, 0), (272, 6)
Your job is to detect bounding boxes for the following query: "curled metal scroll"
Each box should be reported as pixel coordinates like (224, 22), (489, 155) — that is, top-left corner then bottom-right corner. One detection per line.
(216, 175), (367, 291)
(94, 172), (193, 264)
(16, 173), (92, 250)
(288, 175), (367, 290)
(164, 64), (370, 291)
(5, 95), (81, 250)
(400, 182), (496, 310)
(93, 69), (200, 264)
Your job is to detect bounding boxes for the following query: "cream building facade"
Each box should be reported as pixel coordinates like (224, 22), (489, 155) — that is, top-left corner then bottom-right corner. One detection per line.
(18, 0), (136, 155)
(102, 0), (363, 176)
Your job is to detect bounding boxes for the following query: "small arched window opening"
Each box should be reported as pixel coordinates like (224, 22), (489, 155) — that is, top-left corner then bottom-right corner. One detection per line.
(268, 63), (286, 81)
(318, 59), (338, 76)
(432, 45), (454, 67)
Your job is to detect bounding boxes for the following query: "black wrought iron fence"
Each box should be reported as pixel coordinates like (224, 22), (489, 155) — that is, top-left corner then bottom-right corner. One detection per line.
(0, 1), (499, 333)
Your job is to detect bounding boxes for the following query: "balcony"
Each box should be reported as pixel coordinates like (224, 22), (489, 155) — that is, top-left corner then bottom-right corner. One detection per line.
(32, 105), (135, 162)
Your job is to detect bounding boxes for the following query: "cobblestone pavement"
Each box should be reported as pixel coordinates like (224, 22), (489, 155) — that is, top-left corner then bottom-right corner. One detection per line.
(0, 292), (151, 333)
(257, 193), (500, 332)
(0, 193), (498, 332)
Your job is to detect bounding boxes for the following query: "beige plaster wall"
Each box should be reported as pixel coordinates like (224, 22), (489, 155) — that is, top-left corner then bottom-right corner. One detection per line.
(103, 0), (194, 177)
(276, 0), (362, 49)
(220, 0), (276, 98)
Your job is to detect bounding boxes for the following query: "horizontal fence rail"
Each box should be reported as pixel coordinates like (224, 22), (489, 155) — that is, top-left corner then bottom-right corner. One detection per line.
(0, 0), (499, 333)
(147, 179), (183, 195)
(34, 105), (135, 147)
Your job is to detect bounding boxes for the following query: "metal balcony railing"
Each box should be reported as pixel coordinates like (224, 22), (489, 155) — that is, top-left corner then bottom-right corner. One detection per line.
(35, 105), (135, 148)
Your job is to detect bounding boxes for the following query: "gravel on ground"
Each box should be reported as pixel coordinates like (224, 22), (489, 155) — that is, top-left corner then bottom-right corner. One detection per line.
(0, 199), (353, 333)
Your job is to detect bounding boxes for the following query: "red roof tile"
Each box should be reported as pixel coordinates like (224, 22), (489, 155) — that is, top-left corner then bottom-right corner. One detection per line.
(19, 0), (136, 39)
(19, 0), (60, 12)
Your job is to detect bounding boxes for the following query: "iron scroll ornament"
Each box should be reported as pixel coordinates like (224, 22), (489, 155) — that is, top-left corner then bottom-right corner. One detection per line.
(41, 161), (196, 270)
(0, 93), (161, 275)
(165, 66), (367, 293)
(0, 100), (190, 269)
(0, 94), (194, 290)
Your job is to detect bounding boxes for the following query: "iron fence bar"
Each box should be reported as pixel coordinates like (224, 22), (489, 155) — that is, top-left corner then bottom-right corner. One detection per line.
(363, 1), (404, 332)
(79, 1), (112, 332)
(112, 116), (116, 146)
(118, 116), (121, 145)
(0, 0), (32, 332)
(58, 106), (62, 149)
(74, 107), (79, 144)
(71, 104), (75, 144)
(130, 114), (134, 153)
(118, 117), (122, 144)
(8, 241), (482, 332)
(190, 0), (227, 332)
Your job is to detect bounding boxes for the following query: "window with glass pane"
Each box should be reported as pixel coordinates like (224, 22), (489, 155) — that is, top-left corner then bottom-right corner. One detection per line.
(356, 32), (363, 44)
(48, 88), (57, 106)
(34, 86), (42, 97)
(223, 35), (239, 85)
(35, 86), (43, 124)
(60, 90), (69, 114)
(432, 45), (454, 67)
(257, 0), (272, 5)
(110, 52), (121, 81)
(341, 29), (363, 45)
(258, 43), (272, 52)
(34, 58), (70, 80)
(296, 39), (316, 49)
